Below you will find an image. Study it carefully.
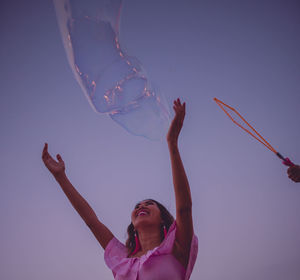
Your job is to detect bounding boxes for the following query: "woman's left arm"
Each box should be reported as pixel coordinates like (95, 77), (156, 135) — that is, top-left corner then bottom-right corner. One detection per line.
(167, 99), (194, 268)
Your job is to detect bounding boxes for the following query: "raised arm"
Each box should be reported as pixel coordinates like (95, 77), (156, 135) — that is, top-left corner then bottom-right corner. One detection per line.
(167, 99), (194, 268)
(42, 143), (113, 249)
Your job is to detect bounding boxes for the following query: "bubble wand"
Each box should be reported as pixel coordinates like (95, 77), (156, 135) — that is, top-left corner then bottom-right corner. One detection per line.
(213, 97), (294, 167)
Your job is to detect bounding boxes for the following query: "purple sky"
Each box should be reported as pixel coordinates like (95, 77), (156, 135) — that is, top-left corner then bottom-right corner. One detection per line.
(1, 0), (300, 279)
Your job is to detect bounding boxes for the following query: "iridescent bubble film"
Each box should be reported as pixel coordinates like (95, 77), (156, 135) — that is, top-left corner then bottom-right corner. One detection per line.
(53, 0), (170, 140)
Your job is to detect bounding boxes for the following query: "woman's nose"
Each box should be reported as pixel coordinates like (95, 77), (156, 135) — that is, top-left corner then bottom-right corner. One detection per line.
(137, 203), (146, 210)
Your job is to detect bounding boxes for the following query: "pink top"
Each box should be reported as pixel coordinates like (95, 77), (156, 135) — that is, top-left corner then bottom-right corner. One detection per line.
(104, 221), (198, 280)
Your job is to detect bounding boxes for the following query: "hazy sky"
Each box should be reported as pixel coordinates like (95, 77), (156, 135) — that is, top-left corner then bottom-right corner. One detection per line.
(1, 0), (300, 279)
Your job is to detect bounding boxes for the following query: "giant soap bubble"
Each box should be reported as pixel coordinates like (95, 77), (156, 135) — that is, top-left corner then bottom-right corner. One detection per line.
(53, 0), (170, 140)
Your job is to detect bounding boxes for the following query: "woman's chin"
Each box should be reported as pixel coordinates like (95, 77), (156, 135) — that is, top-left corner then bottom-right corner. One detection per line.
(134, 217), (160, 230)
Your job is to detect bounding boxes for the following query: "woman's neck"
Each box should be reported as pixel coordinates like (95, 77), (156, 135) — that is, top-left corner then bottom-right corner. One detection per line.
(134, 227), (161, 256)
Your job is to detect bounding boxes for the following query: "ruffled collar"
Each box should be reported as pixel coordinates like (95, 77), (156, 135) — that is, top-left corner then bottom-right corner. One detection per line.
(125, 221), (177, 265)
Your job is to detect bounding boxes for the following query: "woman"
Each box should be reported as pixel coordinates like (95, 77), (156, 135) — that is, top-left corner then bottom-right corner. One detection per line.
(42, 98), (198, 279)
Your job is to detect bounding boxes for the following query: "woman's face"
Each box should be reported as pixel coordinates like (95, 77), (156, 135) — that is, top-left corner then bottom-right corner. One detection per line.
(131, 200), (162, 229)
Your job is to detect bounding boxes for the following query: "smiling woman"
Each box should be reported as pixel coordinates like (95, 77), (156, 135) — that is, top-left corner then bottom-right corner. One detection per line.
(126, 199), (174, 256)
(42, 99), (198, 280)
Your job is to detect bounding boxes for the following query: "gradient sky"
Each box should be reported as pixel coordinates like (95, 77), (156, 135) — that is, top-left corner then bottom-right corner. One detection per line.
(1, 0), (300, 279)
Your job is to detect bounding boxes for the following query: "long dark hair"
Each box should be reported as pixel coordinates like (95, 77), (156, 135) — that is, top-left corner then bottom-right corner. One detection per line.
(126, 199), (174, 256)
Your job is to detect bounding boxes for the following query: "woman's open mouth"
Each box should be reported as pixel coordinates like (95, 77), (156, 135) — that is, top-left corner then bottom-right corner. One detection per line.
(137, 209), (149, 216)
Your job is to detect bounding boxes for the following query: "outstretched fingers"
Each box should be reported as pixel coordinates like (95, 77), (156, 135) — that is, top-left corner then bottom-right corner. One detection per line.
(42, 143), (50, 161)
(173, 98), (186, 117)
(56, 154), (63, 162)
(42, 143), (57, 164)
(42, 143), (65, 175)
(167, 98), (187, 143)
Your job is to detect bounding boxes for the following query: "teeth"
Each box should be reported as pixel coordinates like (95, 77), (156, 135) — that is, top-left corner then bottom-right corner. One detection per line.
(138, 211), (148, 216)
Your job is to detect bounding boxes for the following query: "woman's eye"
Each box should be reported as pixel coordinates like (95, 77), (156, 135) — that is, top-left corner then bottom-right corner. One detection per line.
(135, 204), (140, 209)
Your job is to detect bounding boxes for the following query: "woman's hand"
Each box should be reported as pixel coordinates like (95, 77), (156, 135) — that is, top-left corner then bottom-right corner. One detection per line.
(287, 165), (300, 183)
(42, 143), (65, 177)
(167, 98), (186, 145)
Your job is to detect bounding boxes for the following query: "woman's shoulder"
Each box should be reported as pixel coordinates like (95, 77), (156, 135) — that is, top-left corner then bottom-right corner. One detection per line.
(104, 237), (128, 263)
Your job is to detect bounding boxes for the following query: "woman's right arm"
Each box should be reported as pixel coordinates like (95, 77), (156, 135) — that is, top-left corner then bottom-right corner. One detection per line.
(42, 143), (114, 249)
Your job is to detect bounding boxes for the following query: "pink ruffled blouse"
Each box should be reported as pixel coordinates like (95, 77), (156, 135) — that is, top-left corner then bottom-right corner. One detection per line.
(104, 221), (198, 280)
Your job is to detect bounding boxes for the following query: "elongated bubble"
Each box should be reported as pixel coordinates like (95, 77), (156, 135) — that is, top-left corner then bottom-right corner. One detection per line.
(53, 0), (170, 140)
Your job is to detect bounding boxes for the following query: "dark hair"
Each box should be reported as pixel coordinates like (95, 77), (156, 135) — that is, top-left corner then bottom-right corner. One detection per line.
(125, 199), (174, 256)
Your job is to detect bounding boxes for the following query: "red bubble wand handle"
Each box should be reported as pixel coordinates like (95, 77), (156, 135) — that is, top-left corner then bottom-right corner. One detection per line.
(213, 98), (294, 167)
